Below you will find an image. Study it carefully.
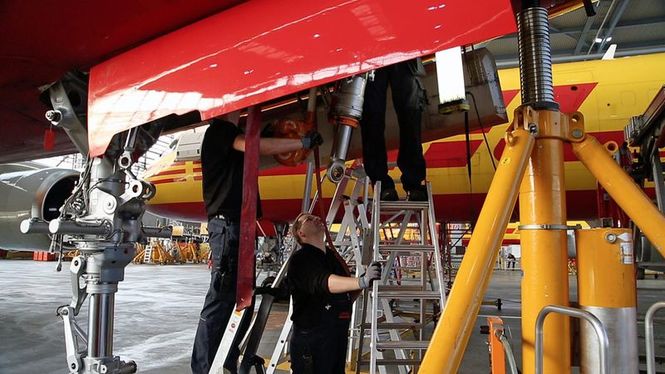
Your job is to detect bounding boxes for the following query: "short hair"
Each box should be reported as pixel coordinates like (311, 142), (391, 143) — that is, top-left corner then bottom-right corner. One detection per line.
(290, 212), (310, 245)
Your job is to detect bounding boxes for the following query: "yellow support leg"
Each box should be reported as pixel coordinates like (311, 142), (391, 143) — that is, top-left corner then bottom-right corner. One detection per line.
(520, 126), (570, 374)
(573, 134), (665, 257)
(420, 128), (535, 373)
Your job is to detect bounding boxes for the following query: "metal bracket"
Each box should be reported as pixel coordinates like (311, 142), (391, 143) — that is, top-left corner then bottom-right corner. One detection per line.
(47, 81), (89, 155)
(58, 305), (87, 373)
(70, 256), (87, 314)
(511, 106), (586, 142)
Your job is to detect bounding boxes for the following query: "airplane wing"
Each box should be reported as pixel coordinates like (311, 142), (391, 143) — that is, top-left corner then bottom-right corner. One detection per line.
(1, 0), (583, 163)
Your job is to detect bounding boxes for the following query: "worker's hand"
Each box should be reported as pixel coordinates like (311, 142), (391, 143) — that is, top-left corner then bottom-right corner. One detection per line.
(358, 261), (382, 289)
(301, 131), (324, 149)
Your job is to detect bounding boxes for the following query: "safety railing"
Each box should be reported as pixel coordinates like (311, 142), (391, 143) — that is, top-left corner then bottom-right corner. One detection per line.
(535, 305), (609, 374)
(645, 301), (665, 374)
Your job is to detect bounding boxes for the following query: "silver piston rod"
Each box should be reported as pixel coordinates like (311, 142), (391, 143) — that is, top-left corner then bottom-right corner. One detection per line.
(328, 74), (368, 183)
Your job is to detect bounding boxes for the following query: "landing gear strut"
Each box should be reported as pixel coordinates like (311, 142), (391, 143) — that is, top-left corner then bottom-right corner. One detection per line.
(22, 82), (172, 373)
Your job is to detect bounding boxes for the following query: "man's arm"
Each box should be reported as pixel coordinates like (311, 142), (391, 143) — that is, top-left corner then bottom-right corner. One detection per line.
(232, 135), (303, 155)
(232, 131), (322, 155)
(327, 262), (382, 293)
(327, 274), (362, 294)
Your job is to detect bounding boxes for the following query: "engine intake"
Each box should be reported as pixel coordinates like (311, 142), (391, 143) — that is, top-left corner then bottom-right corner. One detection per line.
(0, 166), (78, 251)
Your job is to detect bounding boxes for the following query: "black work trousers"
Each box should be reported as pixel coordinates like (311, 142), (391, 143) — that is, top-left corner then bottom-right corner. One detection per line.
(290, 320), (350, 374)
(191, 217), (252, 374)
(360, 59), (427, 192)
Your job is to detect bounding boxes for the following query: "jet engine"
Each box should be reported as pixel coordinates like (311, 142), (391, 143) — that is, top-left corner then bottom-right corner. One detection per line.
(0, 164), (78, 251)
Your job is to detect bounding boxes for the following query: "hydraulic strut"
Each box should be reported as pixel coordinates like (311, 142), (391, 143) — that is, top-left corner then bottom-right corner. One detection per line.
(327, 74), (368, 183)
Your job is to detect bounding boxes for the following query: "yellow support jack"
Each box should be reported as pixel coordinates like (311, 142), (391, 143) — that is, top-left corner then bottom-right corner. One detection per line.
(420, 3), (665, 372)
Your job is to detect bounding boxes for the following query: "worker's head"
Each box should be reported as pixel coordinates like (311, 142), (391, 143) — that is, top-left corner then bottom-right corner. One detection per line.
(290, 212), (324, 245)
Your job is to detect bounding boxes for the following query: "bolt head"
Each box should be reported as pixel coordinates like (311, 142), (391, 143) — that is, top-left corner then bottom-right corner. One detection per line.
(45, 110), (63, 123)
(605, 233), (617, 243)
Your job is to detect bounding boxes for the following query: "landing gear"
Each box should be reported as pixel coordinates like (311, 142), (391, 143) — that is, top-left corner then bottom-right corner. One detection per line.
(45, 149), (171, 374)
(21, 81), (173, 373)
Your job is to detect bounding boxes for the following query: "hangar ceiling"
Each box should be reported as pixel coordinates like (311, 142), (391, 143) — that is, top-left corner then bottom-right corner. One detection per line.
(480, 0), (665, 67)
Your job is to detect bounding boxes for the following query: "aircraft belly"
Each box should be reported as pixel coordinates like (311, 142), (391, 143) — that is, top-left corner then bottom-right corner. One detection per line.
(87, 0), (516, 156)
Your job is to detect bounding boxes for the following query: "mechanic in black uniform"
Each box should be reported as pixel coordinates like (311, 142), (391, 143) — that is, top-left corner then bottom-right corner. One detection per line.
(360, 58), (429, 201)
(288, 212), (381, 374)
(191, 116), (323, 374)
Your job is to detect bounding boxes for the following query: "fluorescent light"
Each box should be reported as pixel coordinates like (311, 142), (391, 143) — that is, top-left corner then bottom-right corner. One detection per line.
(435, 46), (465, 105)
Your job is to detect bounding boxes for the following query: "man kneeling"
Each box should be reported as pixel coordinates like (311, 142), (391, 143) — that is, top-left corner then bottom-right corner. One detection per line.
(288, 213), (381, 374)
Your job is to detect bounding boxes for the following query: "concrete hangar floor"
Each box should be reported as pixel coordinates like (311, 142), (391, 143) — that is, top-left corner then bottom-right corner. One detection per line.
(1, 260), (664, 373)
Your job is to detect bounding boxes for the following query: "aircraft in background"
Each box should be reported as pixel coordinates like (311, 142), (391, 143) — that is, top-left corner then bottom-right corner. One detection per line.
(143, 52), (665, 226)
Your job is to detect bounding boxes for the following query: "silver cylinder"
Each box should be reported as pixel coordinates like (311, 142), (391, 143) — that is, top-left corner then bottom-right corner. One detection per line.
(580, 306), (638, 374)
(331, 125), (354, 163)
(328, 125), (354, 183)
(331, 75), (367, 120)
(517, 7), (555, 106)
(88, 292), (116, 358)
(49, 219), (111, 236)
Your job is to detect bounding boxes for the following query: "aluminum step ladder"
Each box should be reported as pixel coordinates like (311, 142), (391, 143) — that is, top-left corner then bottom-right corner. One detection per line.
(356, 181), (446, 374)
(265, 166), (370, 373)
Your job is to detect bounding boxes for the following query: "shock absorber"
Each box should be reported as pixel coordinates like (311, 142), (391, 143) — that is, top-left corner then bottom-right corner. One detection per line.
(327, 74), (368, 183)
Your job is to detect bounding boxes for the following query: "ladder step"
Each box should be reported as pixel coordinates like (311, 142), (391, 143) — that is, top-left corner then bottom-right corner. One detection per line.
(358, 358), (424, 365)
(375, 290), (442, 299)
(378, 285), (424, 291)
(361, 322), (422, 329)
(380, 244), (435, 252)
(379, 201), (430, 211)
(376, 341), (430, 350)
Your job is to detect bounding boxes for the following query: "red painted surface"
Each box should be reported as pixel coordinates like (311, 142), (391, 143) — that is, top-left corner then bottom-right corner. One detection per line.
(554, 83), (597, 114)
(502, 89), (521, 108)
(0, 0), (243, 163)
(424, 140), (483, 168)
(87, 0), (517, 156)
(237, 107), (261, 309)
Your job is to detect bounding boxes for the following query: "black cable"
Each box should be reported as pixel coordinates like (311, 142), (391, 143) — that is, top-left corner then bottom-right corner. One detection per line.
(466, 91), (497, 171)
(463, 109), (476, 229)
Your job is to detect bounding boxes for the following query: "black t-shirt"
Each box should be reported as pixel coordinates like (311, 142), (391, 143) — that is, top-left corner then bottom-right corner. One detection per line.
(287, 243), (353, 330)
(202, 120), (262, 221)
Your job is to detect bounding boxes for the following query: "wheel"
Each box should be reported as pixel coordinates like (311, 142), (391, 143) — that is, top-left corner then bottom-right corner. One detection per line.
(261, 275), (276, 288)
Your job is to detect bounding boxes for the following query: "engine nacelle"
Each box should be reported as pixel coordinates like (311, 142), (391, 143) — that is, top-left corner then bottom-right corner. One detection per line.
(0, 165), (78, 251)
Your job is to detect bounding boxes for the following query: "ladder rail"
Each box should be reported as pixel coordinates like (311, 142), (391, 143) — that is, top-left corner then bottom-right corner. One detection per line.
(360, 181), (446, 373)
(427, 183), (447, 307)
(369, 181), (382, 374)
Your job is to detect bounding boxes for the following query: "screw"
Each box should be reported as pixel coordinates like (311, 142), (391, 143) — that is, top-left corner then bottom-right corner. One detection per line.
(571, 129), (584, 139)
(45, 110), (63, 124)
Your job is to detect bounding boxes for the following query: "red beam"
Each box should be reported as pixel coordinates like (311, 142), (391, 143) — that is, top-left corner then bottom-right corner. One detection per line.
(237, 106), (260, 310)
